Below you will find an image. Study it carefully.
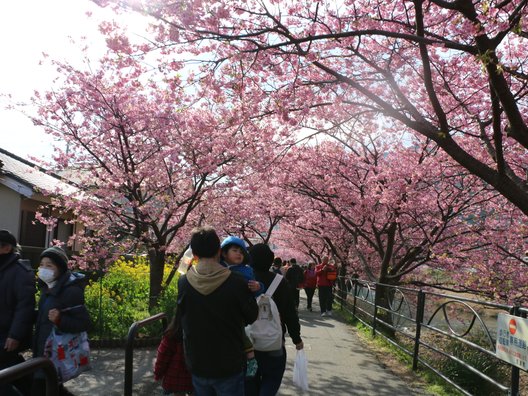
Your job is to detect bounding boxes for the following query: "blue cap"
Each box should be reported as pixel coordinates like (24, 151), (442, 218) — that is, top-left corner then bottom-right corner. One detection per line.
(221, 236), (248, 253)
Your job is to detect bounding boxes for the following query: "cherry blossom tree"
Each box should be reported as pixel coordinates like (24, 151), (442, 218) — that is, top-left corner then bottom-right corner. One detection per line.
(96, 0), (528, 220)
(40, 0), (527, 304)
(30, 45), (269, 308)
(204, 168), (298, 246)
(270, 132), (528, 300)
(274, 208), (354, 268)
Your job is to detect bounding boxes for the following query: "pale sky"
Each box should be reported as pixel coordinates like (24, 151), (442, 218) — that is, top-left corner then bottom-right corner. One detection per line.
(0, 0), (144, 161)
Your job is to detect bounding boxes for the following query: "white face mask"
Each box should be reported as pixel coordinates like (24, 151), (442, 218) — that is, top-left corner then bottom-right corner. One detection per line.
(38, 267), (56, 284)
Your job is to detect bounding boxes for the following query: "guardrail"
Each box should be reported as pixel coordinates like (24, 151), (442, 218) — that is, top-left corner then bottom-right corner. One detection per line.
(124, 312), (168, 396)
(0, 357), (59, 396)
(334, 277), (523, 396)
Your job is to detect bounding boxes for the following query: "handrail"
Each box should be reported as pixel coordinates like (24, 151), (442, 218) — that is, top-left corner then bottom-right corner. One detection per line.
(124, 312), (168, 396)
(333, 276), (520, 396)
(0, 357), (59, 395)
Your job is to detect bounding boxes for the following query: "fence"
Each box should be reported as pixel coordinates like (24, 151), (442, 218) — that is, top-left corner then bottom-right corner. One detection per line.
(334, 277), (525, 396)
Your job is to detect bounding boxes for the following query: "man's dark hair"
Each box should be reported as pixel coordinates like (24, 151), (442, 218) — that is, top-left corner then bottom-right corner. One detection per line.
(190, 226), (220, 258)
(273, 257), (282, 267)
(290, 258), (297, 265)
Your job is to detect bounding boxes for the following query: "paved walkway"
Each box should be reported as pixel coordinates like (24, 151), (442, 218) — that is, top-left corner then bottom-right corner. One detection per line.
(66, 296), (430, 395)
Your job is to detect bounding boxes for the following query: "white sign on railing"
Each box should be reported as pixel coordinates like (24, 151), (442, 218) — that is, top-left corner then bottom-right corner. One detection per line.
(496, 313), (528, 371)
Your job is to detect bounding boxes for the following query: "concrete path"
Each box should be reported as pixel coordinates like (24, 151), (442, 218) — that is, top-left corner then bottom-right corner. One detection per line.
(65, 295), (430, 395)
(279, 307), (428, 395)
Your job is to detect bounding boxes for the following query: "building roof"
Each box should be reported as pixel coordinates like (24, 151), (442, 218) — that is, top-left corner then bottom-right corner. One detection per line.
(0, 147), (78, 198)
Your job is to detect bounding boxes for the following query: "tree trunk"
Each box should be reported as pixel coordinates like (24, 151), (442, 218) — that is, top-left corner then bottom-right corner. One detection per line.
(374, 282), (396, 338)
(373, 223), (397, 337)
(148, 248), (166, 311)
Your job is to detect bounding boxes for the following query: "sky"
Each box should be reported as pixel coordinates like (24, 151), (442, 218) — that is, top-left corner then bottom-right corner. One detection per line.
(0, 0), (143, 161)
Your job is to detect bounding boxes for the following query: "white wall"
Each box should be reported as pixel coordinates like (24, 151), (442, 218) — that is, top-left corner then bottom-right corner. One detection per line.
(0, 184), (21, 237)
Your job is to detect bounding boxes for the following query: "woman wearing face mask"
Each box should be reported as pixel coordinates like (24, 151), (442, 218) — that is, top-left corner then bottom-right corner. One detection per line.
(32, 246), (91, 396)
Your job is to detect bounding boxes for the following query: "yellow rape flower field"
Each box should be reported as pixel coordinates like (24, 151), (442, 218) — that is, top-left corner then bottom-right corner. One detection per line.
(84, 256), (179, 340)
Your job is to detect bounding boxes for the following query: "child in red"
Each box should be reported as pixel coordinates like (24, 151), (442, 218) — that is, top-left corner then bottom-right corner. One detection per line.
(154, 310), (193, 395)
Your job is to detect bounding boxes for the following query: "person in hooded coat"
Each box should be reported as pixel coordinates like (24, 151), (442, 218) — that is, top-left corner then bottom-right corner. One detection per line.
(32, 246), (91, 396)
(0, 230), (35, 396)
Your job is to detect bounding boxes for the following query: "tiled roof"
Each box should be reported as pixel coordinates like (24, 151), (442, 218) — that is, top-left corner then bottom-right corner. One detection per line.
(0, 147), (78, 198)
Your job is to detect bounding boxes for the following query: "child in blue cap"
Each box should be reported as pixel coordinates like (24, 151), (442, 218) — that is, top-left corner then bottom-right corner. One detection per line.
(220, 236), (263, 378)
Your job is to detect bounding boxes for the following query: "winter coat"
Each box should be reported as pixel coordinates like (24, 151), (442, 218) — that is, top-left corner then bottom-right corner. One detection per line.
(316, 263), (335, 287)
(153, 335), (193, 393)
(303, 268), (317, 289)
(285, 264), (304, 289)
(177, 258), (259, 378)
(0, 252), (35, 350)
(227, 263), (265, 297)
(33, 270), (91, 358)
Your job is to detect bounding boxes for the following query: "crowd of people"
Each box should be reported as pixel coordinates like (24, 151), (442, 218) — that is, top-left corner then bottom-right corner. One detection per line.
(0, 230), (91, 396)
(271, 254), (337, 316)
(154, 226), (338, 396)
(0, 226), (338, 396)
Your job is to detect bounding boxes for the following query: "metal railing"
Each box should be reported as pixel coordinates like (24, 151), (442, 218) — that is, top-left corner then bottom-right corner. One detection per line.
(334, 277), (522, 396)
(0, 357), (59, 396)
(124, 312), (168, 396)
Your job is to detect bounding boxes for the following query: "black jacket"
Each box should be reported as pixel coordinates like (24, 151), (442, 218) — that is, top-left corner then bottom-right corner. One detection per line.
(285, 264), (304, 288)
(178, 271), (258, 378)
(0, 252), (35, 350)
(253, 270), (302, 345)
(34, 271), (92, 357)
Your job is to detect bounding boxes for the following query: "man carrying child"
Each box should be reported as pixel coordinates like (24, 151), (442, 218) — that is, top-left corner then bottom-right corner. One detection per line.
(177, 227), (259, 395)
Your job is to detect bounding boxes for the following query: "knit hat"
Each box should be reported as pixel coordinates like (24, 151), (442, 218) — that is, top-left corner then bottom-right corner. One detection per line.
(40, 246), (69, 273)
(249, 243), (275, 271)
(0, 230), (17, 246)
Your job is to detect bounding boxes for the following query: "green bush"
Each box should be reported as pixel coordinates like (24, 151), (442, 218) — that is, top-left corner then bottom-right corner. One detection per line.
(85, 256), (179, 340)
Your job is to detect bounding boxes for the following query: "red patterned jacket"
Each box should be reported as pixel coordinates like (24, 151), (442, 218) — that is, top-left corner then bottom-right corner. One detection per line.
(153, 335), (193, 393)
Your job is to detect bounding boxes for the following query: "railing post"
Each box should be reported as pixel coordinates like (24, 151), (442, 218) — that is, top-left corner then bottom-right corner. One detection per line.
(340, 277), (344, 310)
(124, 322), (138, 396)
(124, 312), (167, 396)
(412, 289), (425, 371)
(352, 280), (358, 318)
(509, 306), (521, 396)
(372, 284), (378, 337)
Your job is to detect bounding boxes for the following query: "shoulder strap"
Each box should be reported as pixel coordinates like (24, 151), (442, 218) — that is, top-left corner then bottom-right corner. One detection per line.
(265, 274), (283, 297)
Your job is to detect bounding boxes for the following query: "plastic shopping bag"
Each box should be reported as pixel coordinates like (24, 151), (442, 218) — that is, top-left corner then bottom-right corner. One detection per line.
(177, 247), (194, 274)
(293, 349), (309, 391)
(44, 327), (91, 383)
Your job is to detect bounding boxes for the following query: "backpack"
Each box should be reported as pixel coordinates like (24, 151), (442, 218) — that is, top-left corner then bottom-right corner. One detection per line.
(246, 274), (283, 352)
(326, 268), (337, 281)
